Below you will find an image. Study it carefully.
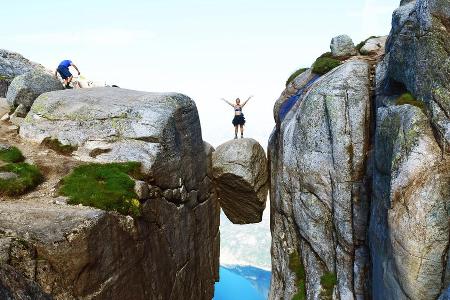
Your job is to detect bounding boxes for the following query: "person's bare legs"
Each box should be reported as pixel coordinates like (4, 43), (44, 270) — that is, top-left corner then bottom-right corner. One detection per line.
(234, 125), (238, 139)
(67, 75), (73, 86)
(240, 125), (244, 138)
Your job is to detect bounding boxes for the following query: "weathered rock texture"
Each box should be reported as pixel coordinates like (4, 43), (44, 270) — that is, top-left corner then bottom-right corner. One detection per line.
(381, 0), (450, 149)
(330, 35), (357, 57)
(2, 87), (220, 299)
(212, 138), (268, 224)
(6, 70), (63, 110)
(269, 60), (372, 299)
(360, 36), (387, 55)
(370, 0), (450, 299)
(270, 1), (450, 299)
(21, 88), (206, 193)
(0, 49), (45, 97)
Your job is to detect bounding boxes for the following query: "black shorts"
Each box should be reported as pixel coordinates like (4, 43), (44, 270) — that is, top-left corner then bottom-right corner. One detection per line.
(232, 114), (245, 126)
(57, 66), (72, 80)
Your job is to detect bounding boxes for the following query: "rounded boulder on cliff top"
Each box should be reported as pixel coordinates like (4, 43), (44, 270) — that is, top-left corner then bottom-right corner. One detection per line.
(212, 138), (268, 224)
(330, 34), (357, 57)
(6, 70), (63, 110)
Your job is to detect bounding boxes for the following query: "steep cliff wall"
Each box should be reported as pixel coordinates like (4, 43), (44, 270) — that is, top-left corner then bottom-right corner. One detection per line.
(370, 0), (450, 298)
(269, 0), (449, 299)
(269, 59), (373, 299)
(0, 88), (220, 299)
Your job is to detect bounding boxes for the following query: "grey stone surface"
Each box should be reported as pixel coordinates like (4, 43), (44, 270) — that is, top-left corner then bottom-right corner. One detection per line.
(330, 35), (357, 57)
(11, 104), (27, 118)
(381, 0), (450, 149)
(439, 286), (450, 300)
(20, 87), (207, 192)
(4, 86), (220, 299)
(6, 70), (63, 110)
(269, 60), (371, 299)
(368, 1), (450, 299)
(360, 36), (387, 55)
(0, 197), (219, 300)
(370, 105), (449, 300)
(134, 180), (149, 200)
(0, 49), (46, 97)
(212, 138), (268, 224)
(0, 264), (51, 300)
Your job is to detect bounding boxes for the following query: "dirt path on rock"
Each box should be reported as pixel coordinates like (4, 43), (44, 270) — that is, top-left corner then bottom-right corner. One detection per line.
(0, 98), (81, 203)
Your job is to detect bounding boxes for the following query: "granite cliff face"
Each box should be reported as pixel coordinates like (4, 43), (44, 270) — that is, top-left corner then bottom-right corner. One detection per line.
(269, 0), (449, 299)
(269, 59), (373, 299)
(0, 88), (220, 299)
(370, 0), (450, 298)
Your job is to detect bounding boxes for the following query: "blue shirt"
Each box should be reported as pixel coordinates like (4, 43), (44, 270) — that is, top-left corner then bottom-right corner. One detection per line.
(58, 60), (72, 68)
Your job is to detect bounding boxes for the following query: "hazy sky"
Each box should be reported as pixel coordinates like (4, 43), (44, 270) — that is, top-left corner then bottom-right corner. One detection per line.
(1, 0), (398, 149)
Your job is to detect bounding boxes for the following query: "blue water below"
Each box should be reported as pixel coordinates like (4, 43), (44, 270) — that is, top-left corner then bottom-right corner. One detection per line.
(279, 74), (321, 122)
(213, 266), (271, 300)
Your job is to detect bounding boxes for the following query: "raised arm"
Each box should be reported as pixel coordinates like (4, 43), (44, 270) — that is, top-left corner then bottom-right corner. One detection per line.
(241, 95), (253, 107)
(220, 98), (234, 107)
(71, 63), (81, 75)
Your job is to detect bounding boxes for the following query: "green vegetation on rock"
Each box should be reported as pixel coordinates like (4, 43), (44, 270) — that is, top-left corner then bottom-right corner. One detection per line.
(0, 162), (44, 196)
(395, 93), (427, 114)
(42, 138), (78, 156)
(0, 147), (25, 163)
(319, 272), (337, 300)
(286, 68), (308, 87)
(0, 75), (11, 81)
(312, 55), (341, 75)
(289, 251), (306, 300)
(59, 162), (143, 217)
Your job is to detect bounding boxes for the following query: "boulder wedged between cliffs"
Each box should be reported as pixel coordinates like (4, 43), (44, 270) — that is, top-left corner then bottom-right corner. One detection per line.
(212, 138), (269, 224)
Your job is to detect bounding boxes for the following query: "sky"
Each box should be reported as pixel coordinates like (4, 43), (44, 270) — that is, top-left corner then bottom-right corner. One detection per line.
(1, 0), (399, 269)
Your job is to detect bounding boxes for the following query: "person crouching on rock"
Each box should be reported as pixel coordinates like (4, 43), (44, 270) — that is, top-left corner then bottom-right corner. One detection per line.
(221, 96), (253, 139)
(55, 59), (80, 89)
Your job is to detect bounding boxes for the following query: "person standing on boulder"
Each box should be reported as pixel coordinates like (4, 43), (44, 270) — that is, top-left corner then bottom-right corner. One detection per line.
(220, 96), (253, 139)
(54, 60), (80, 89)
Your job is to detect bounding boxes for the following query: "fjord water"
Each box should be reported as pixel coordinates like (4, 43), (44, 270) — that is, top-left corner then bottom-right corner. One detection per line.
(213, 266), (271, 300)
(214, 209), (271, 299)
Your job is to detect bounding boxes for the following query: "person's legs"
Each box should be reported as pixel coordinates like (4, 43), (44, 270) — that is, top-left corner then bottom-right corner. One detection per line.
(240, 125), (244, 138)
(234, 125), (238, 139)
(67, 75), (73, 85)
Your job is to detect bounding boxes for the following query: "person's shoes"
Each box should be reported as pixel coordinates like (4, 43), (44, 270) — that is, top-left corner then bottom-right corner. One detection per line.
(234, 135), (237, 139)
(65, 85), (73, 89)
(241, 135), (244, 138)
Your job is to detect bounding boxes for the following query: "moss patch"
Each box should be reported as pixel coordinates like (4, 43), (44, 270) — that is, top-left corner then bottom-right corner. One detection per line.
(0, 163), (44, 196)
(289, 251), (306, 300)
(42, 138), (78, 156)
(286, 68), (308, 87)
(59, 162), (143, 217)
(395, 93), (427, 114)
(312, 56), (341, 75)
(0, 147), (25, 163)
(0, 75), (11, 81)
(320, 272), (337, 300)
